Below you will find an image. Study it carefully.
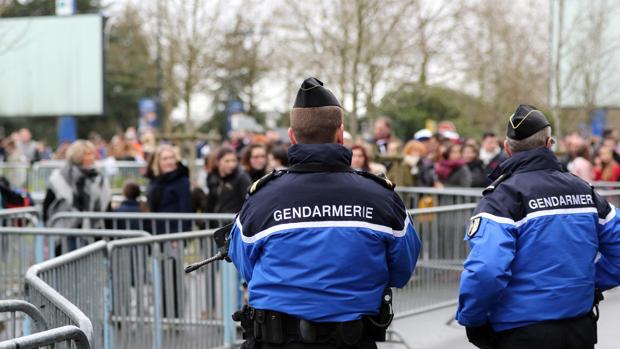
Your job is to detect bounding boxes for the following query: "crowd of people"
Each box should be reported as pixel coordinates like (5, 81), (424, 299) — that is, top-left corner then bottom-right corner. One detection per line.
(2, 117), (620, 230)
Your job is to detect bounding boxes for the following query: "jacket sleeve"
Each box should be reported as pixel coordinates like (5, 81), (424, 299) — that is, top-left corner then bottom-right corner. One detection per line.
(386, 195), (421, 288)
(456, 214), (517, 327)
(228, 216), (261, 282)
(595, 202), (620, 291)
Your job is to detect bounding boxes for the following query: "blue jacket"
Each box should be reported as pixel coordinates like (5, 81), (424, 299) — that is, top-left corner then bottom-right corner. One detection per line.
(229, 143), (420, 322)
(456, 147), (620, 331)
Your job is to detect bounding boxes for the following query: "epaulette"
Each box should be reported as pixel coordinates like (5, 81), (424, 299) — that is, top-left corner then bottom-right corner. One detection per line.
(482, 172), (512, 196)
(248, 170), (283, 195)
(355, 171), (395, 191)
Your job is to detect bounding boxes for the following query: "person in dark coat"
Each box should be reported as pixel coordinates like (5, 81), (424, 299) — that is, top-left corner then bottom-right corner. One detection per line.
(480, 132), (508, 183)
(206, 146), (252, 214)
(146, 144), (192, 234)
(435, 144), (472, 187)
(145, 145), (191, 319)
(462, 144), (487, 187)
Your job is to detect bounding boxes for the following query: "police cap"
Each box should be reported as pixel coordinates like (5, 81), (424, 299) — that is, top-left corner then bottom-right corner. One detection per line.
(506, 104), (550, 140)
(293, 77), (342, 109)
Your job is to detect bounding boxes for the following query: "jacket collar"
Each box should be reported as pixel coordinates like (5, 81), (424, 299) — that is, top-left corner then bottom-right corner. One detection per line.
(490, 147), (562, 180)
(288, 143), (352, 167)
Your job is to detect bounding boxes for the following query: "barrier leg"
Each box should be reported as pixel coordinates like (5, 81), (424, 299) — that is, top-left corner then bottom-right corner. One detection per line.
(222, 263), (238, 347)
(104, 255), (114, 349)
(151, 255), (163, 349)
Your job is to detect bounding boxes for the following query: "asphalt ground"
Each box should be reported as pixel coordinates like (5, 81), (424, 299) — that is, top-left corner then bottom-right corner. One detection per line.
(380, 288), (620, 349)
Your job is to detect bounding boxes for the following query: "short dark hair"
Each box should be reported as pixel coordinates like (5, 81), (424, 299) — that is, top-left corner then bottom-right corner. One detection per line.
(603, 128), (615, 139)
(290, 106), (343, 144)
(270, 145), (289, 167)
(482, 132), (496, 140)
(123, 181), (141, 200)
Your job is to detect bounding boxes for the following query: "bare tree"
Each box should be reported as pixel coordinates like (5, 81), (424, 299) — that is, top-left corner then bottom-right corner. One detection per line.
(277, 0), (419, 138)
(458, 0), (549, 133)
(155, 0), (222, 185)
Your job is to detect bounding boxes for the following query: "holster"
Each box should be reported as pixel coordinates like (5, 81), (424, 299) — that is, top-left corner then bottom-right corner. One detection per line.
(365, 288), (394, 342)
(466, 324), (497, 349)
(590, 288), (604, 344)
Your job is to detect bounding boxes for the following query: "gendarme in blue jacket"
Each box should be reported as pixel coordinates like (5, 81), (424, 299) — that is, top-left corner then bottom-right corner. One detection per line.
(456, 147), (620, 331)
(228, 143), (421, 322)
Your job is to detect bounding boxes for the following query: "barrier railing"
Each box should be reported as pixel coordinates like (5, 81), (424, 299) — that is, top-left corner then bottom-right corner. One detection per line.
(393, 204), (476, 319)
(0, 325), (90, 349)
(29, 161), (147, 195)
(0, 227), (150, 348)
(25, 241), (106, 349)
(106, 230), (229, 349)
(22, 229), (226, 349)
(48, 212), (236, 235)
(598, 189), (620, 207)
(396, 187), (481, 209)
(0, 207), (41, 228)
(0, 163), (30, 190)
(0, 300), (48, 342)
(0, 228), (150, 302)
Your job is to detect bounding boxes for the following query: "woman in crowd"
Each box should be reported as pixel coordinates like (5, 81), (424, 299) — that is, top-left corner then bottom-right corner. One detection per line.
(594, 145), (620, 182)
(206, 146), (252, 214)
(351, 145), (387, 175)
(43, 140), (111, 227)
(146, 144), (192, 233)
(43, 140), (110, 252)
(462, 144), (487, 187)
(567, 144), (594, 182)
(435, 143), (472, 187)
(240, 143), (268, 182)
(351, 145), (371, 172)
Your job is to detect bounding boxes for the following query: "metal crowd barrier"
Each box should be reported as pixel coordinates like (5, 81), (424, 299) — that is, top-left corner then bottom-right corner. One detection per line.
(29, 161), (147, 194)
(0, 227), (150, 347)
(0, 228), (150, 301)
(25, 241), (107, 349)
(106, 230), (229, 349)
(0, 207), (41, 228)
(0, 300), (48, 342)
(22, 229), (228, 349)
(0, 325), (90, 349)
(0, 163), (30, 190)
(394, 204), (476, 319)
(396, 187), (481, 209)
(598, 189), (620, 207)
(48, 212), (236, 235)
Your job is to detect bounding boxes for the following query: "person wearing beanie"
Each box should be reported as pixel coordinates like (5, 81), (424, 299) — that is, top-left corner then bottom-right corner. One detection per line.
(457, 104), (620, 349)
(227, 77), (420, 349)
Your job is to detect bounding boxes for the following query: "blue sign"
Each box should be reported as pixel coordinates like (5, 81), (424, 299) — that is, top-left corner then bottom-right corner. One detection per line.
(58, 116), (77, 144)
(591, 108), (607, 137)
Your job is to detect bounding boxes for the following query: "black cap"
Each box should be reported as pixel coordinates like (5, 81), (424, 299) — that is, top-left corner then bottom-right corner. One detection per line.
(293, 77), (342, 108)
(506, 104), (550, 140)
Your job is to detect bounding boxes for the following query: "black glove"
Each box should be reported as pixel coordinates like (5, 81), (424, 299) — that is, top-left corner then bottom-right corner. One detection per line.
(466, 323), (497, 349)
